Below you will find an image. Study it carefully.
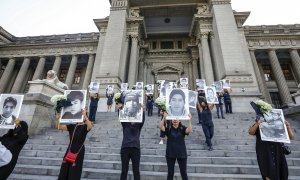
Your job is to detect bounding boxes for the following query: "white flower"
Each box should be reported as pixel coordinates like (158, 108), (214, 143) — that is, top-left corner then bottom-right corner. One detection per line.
(114, 92), (121, 100)
(50, 95), (66, 104)
(155, 97), (166, 105)
(255, 100), (272, 113)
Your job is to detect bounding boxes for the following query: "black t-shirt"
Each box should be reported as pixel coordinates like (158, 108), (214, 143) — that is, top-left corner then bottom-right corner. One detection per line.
(121, 112), (145, 149)
(202, 108), (213, 125)
(67, 124), (88, 153)
(165, 125), (189, 158)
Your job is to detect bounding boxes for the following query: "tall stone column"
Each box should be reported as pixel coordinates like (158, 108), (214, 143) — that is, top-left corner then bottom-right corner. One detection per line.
(0, 58), (16, 93)
(52, 55), (62, 74)
(200, 32), (214, 85)
(65, 55), (78, 89)
(197, 43), (205, 79)
(11, 57), (31, 93)
(289, 49), (300, 82)
(147, 63), (153, 84)
(188, 62), (193, 83)
(143, 62), (147, 83)
(268, 49), (293, 106)
(119, 35), (130, 82)
(249, 49), (272, 103)
(127, 35), (139, 87)
(82, 54), (95, 89)
(192, 58), (199, 90)
(32, 56), (46, 80)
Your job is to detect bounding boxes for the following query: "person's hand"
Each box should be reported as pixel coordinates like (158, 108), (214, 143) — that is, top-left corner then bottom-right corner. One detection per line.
(81, 109), (88, 121)
(188, 113), (192, 121)
(163, 111), (168, 118)
(285, 121), (291, 129)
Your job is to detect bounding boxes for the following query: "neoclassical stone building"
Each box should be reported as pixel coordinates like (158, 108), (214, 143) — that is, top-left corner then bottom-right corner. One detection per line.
(0, 0), (299, 111)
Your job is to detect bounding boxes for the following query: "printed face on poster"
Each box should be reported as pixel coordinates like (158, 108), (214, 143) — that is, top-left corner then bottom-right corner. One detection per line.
(260, 109), (290, 143)
(188, 91), (198, 109)
(107, 85), (114, 94)
(89, 82), (100, 94)
(215, 81), (223, 92)
(204, 86), (219, 104)
(146, 84), (154, 95)
(119, 90), (143, 122)
(160, 80), (168, 97)
(136, 82), (143, 90)
(166, 88), (190, 120)
(180, 78), (188, 88)
(60, 90), (87, 124)
(121, 83), (128, 91)
(0, 94), (24, 129)
(223, 79), (230, 89)
(196, 79), (206, 90)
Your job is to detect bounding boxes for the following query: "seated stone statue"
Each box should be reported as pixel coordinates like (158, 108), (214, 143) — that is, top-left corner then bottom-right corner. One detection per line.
(43, 70), (69, 90)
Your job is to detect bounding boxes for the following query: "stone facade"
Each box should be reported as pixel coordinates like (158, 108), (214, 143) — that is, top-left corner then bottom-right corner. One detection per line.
(0, 0), (300, 111)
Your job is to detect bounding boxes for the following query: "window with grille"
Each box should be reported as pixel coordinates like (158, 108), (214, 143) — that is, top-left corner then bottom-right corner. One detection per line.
(177, 41), (183, 49)
(59, 69), (68, 82)
(152, 41), (157, 49)
(262, 65), (273, 81)
(73, 69), (82, 84)
(281, 64), (294, 80)
(160, 41), (174, 49)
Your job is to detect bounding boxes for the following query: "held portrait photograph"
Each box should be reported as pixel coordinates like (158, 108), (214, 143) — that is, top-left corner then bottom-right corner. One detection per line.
(223, 79), (230, 89)
(215, 81), (223, 92)
(119, 90), (143, 122)
(107, 85), (114, 94)
(180, 78), (188, 89)
(89, 82), (100, 94)
(121, 83), (128, 91)
(166, 88), (190, 120)
(146, 84), (154, 95)
(204, 86), (219, 104)
(0, 94), (24, 129)
(60, 90), (87, 124)
(188, 91), (198, 109)
(135, 82), (144, 90)
(260, 109), (290, 143)
(196, 79), (206, 90)
(159, 80), (168, 97)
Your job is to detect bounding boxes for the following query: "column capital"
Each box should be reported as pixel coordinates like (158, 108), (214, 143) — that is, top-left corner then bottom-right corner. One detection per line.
(248, 48), (256, 52)
(55, 54), (61, 58)
(200, 32), (210, 39)
(209, 33), (215, 40)
(289, 48), (299, 52)
(131, 34), (139, 42)
(267, 48), (277, 52)
(39, 56), (46, 59)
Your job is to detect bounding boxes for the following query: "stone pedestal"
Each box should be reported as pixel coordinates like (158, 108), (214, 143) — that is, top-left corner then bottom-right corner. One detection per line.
(21, 80), (64, 135)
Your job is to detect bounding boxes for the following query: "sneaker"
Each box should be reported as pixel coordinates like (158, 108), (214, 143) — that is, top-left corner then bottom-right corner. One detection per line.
(159, 140), (163, 145)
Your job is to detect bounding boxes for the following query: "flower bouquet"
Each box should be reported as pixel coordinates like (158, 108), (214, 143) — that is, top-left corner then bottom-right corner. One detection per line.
(155, 96), (166, 111)
(114, 92), (122, 104)
(50, 94), (71, 113)
(250, 100), (272, 120)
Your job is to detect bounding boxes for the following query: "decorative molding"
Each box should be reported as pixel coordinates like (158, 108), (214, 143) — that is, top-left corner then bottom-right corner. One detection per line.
(197, 4), (209, 15)
(129, 8), (140, 18)
(110, 0), (128, 11)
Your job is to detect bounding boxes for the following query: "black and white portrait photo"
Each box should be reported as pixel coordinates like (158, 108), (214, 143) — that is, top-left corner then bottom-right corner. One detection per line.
(0, 94), (24, 129)
(204, 86), (219, 104)
(196, 79), (206, 90)
(89, 82), (99, 94)
(60, 90), (87, 124)
(159, 80), (168, 97)
(166, 88), (190, 120)
(119, 90), (143, 122)
(260, 109), (290, 143)
(107, 85), (114, 94)
(146, 84), (154, 95)
(135, 82), (144, 90)
(121, 83), (128, 91)
(215, 81), (223, 92)
(223, 79), (230, 89)
(180, 78), (188, 88)
(188, 91), (198, 109)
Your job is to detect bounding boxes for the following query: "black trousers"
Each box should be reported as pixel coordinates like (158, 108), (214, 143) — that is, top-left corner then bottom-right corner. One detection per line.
(89, 106), (98, 121)
(120, 147), (140, 180)
(197, 110), (203, 124)
(147, 107), (153, 116)
(224, 101), (232, 113)
(166, 157), (188, 180)
(202, 123), (214, 147)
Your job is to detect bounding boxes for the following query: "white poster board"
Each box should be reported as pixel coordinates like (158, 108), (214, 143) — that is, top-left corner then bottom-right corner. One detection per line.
(121, 83), (128, 91)
(214, 81), (223, 92)
(222, 79), (230, 89)
(119, 90), (144, 122)
(135, 82), (144, 90)
(107, 85), (114, 94)
(204, 86), (219, 104)
(196, 79), (206, 90)
(180, 78), (188, 89)
(260, 109), (290, 143)
(166, 88), (190, 120)
(89, 82), (100, 94)
(146, 84), (154, 95)
(0, 94), (24, 129)
(60, 90), (87, 124)
(188, 91), (198, 109)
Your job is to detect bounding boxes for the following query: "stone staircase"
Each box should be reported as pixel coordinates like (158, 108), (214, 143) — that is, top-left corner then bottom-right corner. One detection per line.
(5, 109), (300, 180)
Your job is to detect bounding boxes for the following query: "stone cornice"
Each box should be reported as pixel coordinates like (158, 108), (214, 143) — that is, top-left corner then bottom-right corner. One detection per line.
(0, 44), (97, 58)
(93, 18), (109, 35)
(233, 11), (250, 28)
(110, 0), (128, 11)
(244, 24), (300, 36)
(0, 26), (15, 42)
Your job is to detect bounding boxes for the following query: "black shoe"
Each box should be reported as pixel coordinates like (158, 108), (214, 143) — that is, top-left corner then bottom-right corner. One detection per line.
(222, 117), (225, 119)
(217, 116), (220, 119)
(208, 146), (213, 151)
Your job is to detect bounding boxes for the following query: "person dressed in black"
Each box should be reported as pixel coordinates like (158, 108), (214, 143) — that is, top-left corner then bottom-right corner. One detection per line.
(146, 95), (154, 116)
(106, 89), (114, 112)
(58, 109), (93, 180)
(216, 92), (225, 119)
(198, 99), (215, 151)
(89, 93), (99, 122)
(117, 97), (145, 180)
(159, 112), (192, 180)
(62, 91), (84, 119)
(248, 118), (295, 180)
(223, 88), (232, 114)
(0, 119), (29, 179)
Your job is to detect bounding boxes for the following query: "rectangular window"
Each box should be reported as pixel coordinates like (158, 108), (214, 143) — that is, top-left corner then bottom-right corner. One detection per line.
(160, 41), (174, 49)
(177, 41), (182, 49)
(59, 69), (68, 82)
(281, 64), (294, 80)
(262, 65), (273, 81)
(73, 69), (82, 84)
(152, 41), (157, 49)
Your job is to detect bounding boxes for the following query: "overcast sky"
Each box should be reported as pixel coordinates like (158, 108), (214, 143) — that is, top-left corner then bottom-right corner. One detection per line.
(0, 0), (299, 37)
